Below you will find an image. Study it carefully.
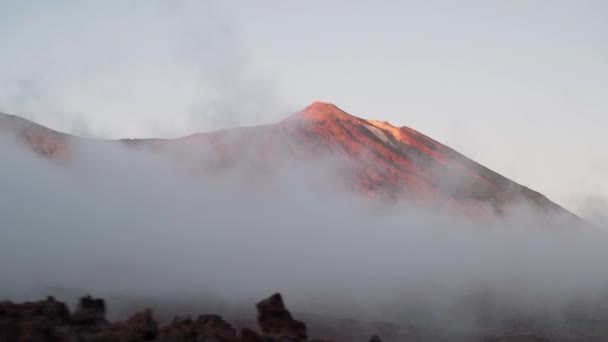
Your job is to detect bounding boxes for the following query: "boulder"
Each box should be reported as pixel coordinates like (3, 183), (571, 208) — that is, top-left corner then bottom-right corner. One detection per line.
(256, 293), (307, 342)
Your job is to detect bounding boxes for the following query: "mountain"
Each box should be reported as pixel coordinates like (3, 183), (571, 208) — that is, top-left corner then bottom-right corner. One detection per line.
(0, 102), (571, 219)
(0, 111), (72, 159)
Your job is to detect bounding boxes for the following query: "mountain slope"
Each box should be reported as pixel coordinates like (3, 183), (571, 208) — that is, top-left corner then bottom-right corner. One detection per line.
(0, 112), (71, 159)
(0, 102), (571, 219)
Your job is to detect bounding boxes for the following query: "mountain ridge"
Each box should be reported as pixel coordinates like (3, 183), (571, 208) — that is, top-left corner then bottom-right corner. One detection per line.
(0, 103), (573, 219)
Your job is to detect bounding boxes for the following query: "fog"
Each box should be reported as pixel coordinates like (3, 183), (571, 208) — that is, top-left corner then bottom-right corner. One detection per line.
(0, 1), (285, 139)
(1, 131), (608, 339)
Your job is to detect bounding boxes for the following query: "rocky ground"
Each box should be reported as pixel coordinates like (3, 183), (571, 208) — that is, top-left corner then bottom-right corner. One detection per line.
(0, 292), (556, 342)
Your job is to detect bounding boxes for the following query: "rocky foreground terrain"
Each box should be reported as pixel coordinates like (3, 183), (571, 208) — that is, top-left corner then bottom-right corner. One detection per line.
(0, 293), (554, 342)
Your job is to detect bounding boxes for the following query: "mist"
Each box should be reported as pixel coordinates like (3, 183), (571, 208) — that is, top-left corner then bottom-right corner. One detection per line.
(1, 130), (608, 339)
(0, 0), (286, 139)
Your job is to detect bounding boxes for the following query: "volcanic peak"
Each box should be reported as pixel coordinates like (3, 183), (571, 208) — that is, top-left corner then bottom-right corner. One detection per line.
(287, 101), (360, 123)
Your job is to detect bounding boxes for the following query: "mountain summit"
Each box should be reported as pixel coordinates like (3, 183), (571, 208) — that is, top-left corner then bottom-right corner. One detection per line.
(0, 103), (571, 219)
(288, 101), (358, 122)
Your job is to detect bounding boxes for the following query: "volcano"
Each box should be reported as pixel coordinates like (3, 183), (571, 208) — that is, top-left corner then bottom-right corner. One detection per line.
(0, 102), (571, 219)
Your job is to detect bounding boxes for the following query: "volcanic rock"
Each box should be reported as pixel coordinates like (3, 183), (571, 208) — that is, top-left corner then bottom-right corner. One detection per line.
(368, 335), (383, 342)
(256, 293), (307, 342)
(0, 296), (71, 341)
(72, 295), (107, 326)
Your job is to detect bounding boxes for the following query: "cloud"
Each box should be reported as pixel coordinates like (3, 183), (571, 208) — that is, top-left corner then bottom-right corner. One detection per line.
(0, 0), (286, 139)
(1, 133), (608, 337)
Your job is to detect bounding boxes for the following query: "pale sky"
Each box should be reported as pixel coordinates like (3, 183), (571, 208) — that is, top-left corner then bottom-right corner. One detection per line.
(0, 0), (606, 215)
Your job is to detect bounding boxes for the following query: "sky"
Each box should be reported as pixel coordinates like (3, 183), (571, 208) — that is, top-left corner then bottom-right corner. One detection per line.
(0, 0), (606, 214)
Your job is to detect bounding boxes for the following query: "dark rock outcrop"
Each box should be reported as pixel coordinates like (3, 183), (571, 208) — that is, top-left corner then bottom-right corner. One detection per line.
(256, 293), (307, 342)
(0, 296), (71, 341)
(239, 327), (264, 342)
(158, 316), (197, 340)
(192, 314), (238, 341)
(0, 293), (380, 342)
(72, 295), (107, 326)
(1, 292), (562, 342)
(92, 309), (159, 341)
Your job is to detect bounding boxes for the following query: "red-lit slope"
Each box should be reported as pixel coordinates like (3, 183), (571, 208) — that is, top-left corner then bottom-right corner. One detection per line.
(0, 112), (71, 159)
(158, 102), (567, 217)
(0, 103), (570, 218)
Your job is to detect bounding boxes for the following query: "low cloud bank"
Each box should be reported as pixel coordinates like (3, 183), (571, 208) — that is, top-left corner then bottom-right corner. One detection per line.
(1, 136), (607, 335)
